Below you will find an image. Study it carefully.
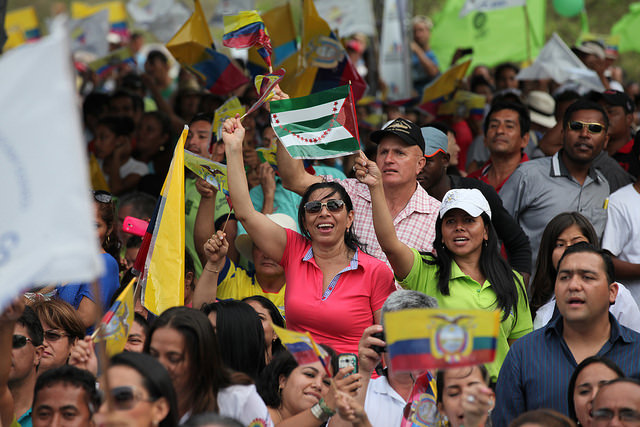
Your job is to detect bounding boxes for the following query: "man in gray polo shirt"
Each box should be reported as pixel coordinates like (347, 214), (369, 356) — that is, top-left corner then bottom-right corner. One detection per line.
(500, 99), (610, 267)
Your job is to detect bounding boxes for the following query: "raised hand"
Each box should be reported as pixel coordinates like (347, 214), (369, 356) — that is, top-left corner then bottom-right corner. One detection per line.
(354, 152), (382, 189)
(222, 116), (245, 153)
(204, 230), (228, 268)
(195, 177), (217, 199)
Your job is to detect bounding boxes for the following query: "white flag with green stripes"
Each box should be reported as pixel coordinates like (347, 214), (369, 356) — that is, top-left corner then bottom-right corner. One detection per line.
(270, 85), (361, 159)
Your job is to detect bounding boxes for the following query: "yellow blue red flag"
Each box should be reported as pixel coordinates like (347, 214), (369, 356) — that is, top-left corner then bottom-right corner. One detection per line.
(384, 308), (500, 372)
(272, 324), (332, 376)
(419, 60), (471, 115)
(243, 68), (286, 118)
(94, 278), (135, 356)
(166, 0), (249, 95)
(223, 11), (272, 68)
(4, 7), (41, 50)
(71, 1), (129, 40)
(140, 127), (186, 315)
(437, 90), (486, 121)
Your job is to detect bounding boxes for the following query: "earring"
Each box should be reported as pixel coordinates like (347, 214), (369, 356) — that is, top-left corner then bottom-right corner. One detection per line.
(483, 240), (488, 247)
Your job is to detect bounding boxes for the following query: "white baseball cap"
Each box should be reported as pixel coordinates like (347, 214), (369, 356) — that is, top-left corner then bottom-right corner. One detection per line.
(439, 188), (491, 219)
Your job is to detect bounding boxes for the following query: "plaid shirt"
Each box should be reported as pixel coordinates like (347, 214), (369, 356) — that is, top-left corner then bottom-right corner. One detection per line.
(325, 177), (440, 266)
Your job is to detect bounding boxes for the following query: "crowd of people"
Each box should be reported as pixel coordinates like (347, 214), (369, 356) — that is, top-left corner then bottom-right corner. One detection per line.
(3, 11), (640, 427)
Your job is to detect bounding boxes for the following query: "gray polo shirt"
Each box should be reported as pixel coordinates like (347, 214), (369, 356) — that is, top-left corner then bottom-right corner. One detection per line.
(500, 151), (609, 267)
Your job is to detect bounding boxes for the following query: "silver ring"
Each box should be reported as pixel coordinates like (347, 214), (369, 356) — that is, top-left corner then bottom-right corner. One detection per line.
(466, 395), (476, 403)
(352, 165), (356, 171)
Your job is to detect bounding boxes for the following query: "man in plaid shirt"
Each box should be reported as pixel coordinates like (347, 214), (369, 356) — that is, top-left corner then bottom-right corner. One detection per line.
(277, 118), (440, 266)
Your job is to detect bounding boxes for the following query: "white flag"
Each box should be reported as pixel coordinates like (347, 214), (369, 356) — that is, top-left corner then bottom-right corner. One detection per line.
(70, 9), (109, 57)
(315, 0), (376, 37)
(127, 0), (191, 43)
(459, 0), (526, 17)
(379, 0), (412, 100)
(517, 33), (605, 92)
(0, 17), (103, 308)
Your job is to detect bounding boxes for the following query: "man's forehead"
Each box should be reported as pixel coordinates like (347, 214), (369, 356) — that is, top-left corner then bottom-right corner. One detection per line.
(569, 109), (606, 124)
(36, 382), (88, 405)
(558, 251), (606, 273)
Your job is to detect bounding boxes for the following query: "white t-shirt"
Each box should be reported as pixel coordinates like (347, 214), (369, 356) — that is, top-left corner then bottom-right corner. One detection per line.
(602, 183), (640, 302)
(218, 384), (274, 427)
(533, 282), (640, 333)
(119, 157), (149, 178)
(364, 376), (406, 427)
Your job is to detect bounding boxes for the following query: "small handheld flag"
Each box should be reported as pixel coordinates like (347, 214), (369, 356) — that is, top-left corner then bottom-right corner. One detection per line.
(213, 97), (246, 137)
(223, 11), (273, 68)
(241, 68), (286, 119)
(419, 60), (471, 115)
(272, 324), (332, 376)
(270, 84), (360, 160)
(184, 150), (230, 196)
(93, 278), (136, 356)
(384, 308), (500, 373)
(257, 145), (278, 170)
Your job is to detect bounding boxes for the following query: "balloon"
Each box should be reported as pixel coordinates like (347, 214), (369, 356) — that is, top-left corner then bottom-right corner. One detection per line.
(552, 0), (585, 17)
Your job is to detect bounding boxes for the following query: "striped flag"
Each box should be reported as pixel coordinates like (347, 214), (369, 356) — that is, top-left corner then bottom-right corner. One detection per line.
(139, 127), (187, 315)
(243, 68), (285, 118)
(384, 308), (500, 373)
(272, 324), (332, 376)
(94, 278), (136, 356)
(419, 60), (471, 115)
(270, 84), (360, 159)
(223, 10), (273, 67)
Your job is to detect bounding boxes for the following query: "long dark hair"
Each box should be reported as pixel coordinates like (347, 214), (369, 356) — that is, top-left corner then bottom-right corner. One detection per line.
(567, 356), (624, 422)
(530, 212), (599, 316)
(145, 307), (232, 414)
(202, 300), (267, 380)
(242, 296), (286, 357)
(256, 350), (298, 408)
(110, 352), (179, 427)
(426, 212), (525, 321)
(297, 181), (365, 252)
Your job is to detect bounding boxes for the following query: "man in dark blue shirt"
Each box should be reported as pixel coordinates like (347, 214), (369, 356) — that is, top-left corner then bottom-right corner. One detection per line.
(493, 243), (640, 426)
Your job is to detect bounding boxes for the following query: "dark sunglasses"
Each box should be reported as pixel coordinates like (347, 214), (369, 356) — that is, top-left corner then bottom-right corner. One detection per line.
(13, 334), (33, 349)
(568, 121), (605, 134)
(93, 190), (113, 203)
(303, 199), (345, 214)
(44, 330), (68, 342)
(102, 386), (155, 411)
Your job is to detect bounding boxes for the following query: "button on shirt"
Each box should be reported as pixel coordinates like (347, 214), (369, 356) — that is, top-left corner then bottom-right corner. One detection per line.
(324, 177), (440, 266)
(492, 314), (640, 427)
(500, 151), (609, 268)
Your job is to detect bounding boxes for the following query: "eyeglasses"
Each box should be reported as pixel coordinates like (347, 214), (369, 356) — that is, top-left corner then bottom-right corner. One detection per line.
(43, 330), (68, 342)
(592, 408), (640, 423)
(12, 335), (33, 349)
(93, 190), (113, 203)
(568, 121), (605, 134)
(303, 199), (345, 214)
(101, 386), (155, 411)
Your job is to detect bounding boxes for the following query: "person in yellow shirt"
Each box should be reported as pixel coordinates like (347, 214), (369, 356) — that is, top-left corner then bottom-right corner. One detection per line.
(193, 213), (297, 317)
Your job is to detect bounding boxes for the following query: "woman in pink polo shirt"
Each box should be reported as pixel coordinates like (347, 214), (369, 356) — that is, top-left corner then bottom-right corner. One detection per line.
(220, 117), (396, 355)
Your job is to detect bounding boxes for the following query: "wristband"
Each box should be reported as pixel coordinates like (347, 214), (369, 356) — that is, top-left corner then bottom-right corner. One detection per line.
(318, 398), (336, 417)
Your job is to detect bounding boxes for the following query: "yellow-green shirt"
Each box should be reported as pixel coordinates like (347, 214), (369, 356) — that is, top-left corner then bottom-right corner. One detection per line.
(398, 248), (533, 381)
(217, 259), (286, 318)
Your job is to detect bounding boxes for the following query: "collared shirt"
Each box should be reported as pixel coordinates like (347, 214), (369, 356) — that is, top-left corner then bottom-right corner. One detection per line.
(468, 153), (529, 193)
(492, 314), (640, 427)
(500, 151), (610, 268)
(280, 229), (396, 354)
(398, 249), (532, 381)
(18, 408), (32, 427)
(324, 177), (440, 266)
(364, 376), (406, 427)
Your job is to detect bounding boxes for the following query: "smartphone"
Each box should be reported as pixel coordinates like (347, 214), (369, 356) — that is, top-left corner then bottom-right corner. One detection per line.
(338, 353), (358, 376)
(371, 331), (386, 354)
(122, 216), (149, 237)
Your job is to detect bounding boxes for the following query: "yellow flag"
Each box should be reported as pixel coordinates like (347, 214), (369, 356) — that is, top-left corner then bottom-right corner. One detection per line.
(89, 153), (110, 192)
(141, 127), (186, 314)
(4, 7), (40, 50)
(420, 60), (472, 106)
(71, 1), (128, 22)
(166, 0), (213, 65)
(95, 278), (136, 357)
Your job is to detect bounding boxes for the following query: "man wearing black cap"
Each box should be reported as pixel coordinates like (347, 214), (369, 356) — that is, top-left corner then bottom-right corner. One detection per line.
(588, 90), (639, 176)
(277, 117), (441, 265)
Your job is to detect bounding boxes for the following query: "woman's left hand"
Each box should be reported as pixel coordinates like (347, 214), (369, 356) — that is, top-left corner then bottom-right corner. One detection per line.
(461, 384), (494, 427)
(335, 391), (370, 425)
(354, 152), (382, 189)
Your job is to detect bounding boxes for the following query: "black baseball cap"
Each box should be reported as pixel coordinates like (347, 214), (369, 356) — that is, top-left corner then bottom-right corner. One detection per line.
(370, 118), (425, 154)
(588, 90), (635, 114)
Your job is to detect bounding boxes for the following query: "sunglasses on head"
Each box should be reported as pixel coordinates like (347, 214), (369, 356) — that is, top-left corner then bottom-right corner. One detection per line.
(43, 330), (68, 342)
(12, 335), (33, 349)
(568, 121), (605, 134)
(102, 386), (155, 411)
(93, 190), (113, 203)
(303, 199), (345, 214)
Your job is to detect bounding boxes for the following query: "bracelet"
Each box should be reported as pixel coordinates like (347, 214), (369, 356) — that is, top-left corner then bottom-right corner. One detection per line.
(318, 398), (336, 417)
(310, 402), (327, 421)
(204, 266), (221, 273)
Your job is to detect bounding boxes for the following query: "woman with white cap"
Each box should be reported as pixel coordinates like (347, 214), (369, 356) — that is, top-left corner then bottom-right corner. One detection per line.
(355, 155), (532, 382)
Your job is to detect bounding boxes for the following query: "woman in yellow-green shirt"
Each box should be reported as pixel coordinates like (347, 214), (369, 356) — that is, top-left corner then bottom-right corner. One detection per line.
(355, 154), (532, 381)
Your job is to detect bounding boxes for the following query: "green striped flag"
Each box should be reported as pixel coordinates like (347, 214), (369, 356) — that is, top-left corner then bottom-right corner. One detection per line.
(270, 85), (360, 159)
